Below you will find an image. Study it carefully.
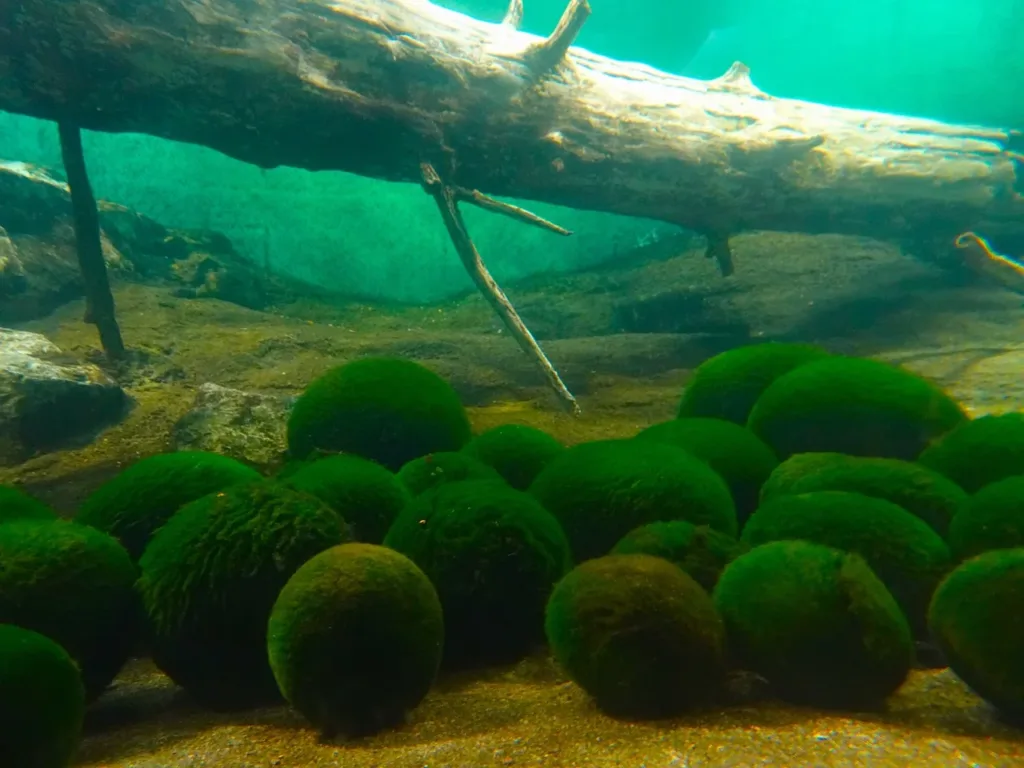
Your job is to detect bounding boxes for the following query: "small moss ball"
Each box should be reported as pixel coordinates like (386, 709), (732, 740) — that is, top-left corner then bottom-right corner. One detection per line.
(947, 476), (1024, 561)
(76, 450), (261, 561)
(529, 439), (737, 562)
(928, 548), (1024, 718)
(383, 480), (571, 668)
(267, 543), (444, 738)
(759, 453), (966, 537)
(747, 356), (967, 461)
(636, 418), (778, 526)
(678, 342), (831, 425)
(138, 481), (351, 709)
(0, 485), (58, 523)
(287, 357), (472, 471)
(282, 454), (410, 544)
(611, 521), (744, 592)
(918, 413), (1024, 493)
(461, 424), (565, 490)
(714, 540), (913, 708)
(0, 520), (138, 702)
(0, 623), (85, 768)
(741, 491), (951, 634)
(545, 553), (726, 718)
(397, 451), (503, 496)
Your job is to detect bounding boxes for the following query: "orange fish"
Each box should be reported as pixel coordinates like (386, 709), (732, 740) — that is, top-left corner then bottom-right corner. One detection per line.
(954, 231), (1024, 295)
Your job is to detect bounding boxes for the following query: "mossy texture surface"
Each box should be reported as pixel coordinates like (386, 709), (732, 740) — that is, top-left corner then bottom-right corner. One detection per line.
(947, 476), (1024, 562)
(918, 413), (1024, 494)
(611, 520), (744, 592)
(462, 424), (565, 491)
(0, 484), (58, 523)
(397, 451), (502, 496)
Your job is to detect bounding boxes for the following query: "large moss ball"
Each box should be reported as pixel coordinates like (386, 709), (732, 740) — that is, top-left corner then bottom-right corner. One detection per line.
(137, 481), (351, 708)
(741, 491), (950, 634)
(76, 450), (261, 561)
(286, 357), (472, 471)
(918, 413), (1024, 493)
(0, 520), (138, 702)
(928, 548), (1024, 718)
(282, 454), (410, 544)
(758, 453), (966, 537)
(0, 623), (85, 768)
(545, 553), (727, 718)
(383, 480), (571, 668)
(677, 342), (831, 425)
(267, 543), (444, 738)
(529, 439), (737, 562)
(611, 521), (744, 592)
(396, 451), (502, 496)
(635, 417), (778, 526)
(0, 485), (58, 524)
(461, 424), (565, 490)
(713, 540), (913, 708)
(747, 356), (967, 461)
(947, 476), (1024, 561)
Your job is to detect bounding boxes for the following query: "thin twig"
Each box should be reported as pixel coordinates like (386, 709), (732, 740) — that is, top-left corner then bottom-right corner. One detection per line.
(704, 231), (736, 277)
(522, 0), (591, 78)
(502, 0), (523, 28)
(454, 188), (572, 236)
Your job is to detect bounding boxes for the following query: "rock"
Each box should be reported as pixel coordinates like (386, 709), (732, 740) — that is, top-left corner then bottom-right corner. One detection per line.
(0, 226), (27, 296)
(172, 383), (293, 472)
(0, 328), (130, 465)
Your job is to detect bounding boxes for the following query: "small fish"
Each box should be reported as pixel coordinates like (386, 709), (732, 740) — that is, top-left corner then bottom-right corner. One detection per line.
(953, 231), (1024, 295)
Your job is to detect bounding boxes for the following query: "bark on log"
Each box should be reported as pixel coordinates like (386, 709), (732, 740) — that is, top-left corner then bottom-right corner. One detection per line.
(0, 0), (1022, 255)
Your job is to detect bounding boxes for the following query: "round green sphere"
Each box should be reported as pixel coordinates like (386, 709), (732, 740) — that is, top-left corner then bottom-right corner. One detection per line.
(947, 476), (1024, 561)
(545, 553), (727, 718)
(0, 485), (58, 524)
(138, 480), (350, 708)
(396, 451), (502, 496)
(267, 543), (444, 738)
(461, 424), (565, 490)
(918, 413), (1024, 493)
(611, 520), (744, 592)
(713, 540), (913, 708)
(287, 357), (472, 471)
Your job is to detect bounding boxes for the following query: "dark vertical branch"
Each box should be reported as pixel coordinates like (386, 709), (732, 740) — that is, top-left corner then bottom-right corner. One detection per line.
(57, 122), (125, 359)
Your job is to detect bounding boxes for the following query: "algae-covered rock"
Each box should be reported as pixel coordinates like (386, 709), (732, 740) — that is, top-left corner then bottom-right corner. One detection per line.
(918, 413), (1024, 493)
(461, 424), (565, 490)
(0, 484), (58, 523)
(611, 520), (745, 592)
(947, 476), (1024, 561)
(396, 451), (503, 496)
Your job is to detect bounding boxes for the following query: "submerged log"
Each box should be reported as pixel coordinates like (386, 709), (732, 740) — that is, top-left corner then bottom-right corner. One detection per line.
(0, 0), (1021, 256)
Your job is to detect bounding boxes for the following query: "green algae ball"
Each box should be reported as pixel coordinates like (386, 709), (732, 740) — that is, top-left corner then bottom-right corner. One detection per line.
(0, 623), (85, 768)
(282, 454), (410, 544)
(545, 553), (726, 718)
(678, 342), (831, 425)
(138, 481), (351, 709)
(918, 413), (1024, 493)
(461, 424), (565, 490)
(714, 540), (912, 708)
(396, 451), (502, 496)
(741, 491), (951, 634)
(611, 521), (744, 592)
(529, 439), (737, 562)
(267, 543), (443, 738)
(928, 548), (1024, 718)
(759, 453), (966, 537)
(0, 520), (138, 702)
(0, 485), (58, 523)
(947, 476), (1024, 561)
(747, 356), (966, 461)
(635, 417), (778, 526)
(76, 450), (261, 561)
(287, 357), (472, 471)
(384, 480), (571, 668)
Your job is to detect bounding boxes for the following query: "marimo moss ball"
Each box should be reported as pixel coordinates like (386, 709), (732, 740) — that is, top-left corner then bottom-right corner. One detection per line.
(383, 480), (571, 668)
(677, 342), (830, 425)
(282, 454), (410, 544)
(267, 543), (443, 738)
(713, 540), (913, 709)
(76, 450), (261, 561)
(397, 451), (502, 496)
(611, 521), (744, 592)
(529, 439), (737, 562)
(461, 424), (565, 490)
(635, 418), (778, 526)
(0, 485), (57, 523)
(928, 548), (1024, 719)
(947, 476), (1024, 561)
(138, 481), (350, 709)
(741, 491), (951, 634)
(918, 413), (1024, 493)
(0, 520), (138, 702)
(287, 357), (472, 471)
(758, 453), (966, 537)
(545, 554), (726, 718)
(747, 356), (967, 461)
(0, 624), (85, 768)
